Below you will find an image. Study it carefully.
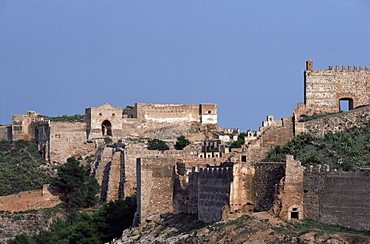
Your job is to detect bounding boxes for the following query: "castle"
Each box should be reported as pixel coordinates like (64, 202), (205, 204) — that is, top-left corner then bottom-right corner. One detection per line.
(0, 61), (369, 231)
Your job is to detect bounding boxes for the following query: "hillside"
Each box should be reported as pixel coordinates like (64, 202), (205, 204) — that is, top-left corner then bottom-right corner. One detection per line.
(115, 212), (370, 244)
(0, 140), (51, 196)
(264, 120), (370, 171)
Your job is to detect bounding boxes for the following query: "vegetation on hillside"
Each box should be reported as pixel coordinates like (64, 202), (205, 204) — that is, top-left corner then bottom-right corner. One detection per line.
(175, 135), (191, 150)
(0, 140), (50, 196)
(147, 139), (169, 151)
(299, 112), (340, 122)
(117, 212), (370, 244)
(51, 157), (100, 209)
(8, 195), (137, 244)
(264, 121), (370, 170)
(40, 114), (84, 122)
(230, 132), (247, 148)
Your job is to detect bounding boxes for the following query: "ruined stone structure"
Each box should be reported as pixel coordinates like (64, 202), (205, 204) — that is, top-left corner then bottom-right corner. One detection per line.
(304, 166), (370, 231)
(304, 60), (370, 115)
(0, 102), (219, 163)
(134, 61), (370, 231)
(1, 61), (370, 232)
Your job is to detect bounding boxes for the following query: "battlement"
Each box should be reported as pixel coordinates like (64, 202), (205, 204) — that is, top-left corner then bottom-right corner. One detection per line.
(328, 65), (369, 71)
(199, 166), (233, 177)
(306, 60), (369, 71)
(304, 60), (370, 115)
(305, 164), (331, 173)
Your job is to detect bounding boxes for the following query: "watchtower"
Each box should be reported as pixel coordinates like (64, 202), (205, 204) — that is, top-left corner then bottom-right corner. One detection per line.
(304, 60), (370, 114)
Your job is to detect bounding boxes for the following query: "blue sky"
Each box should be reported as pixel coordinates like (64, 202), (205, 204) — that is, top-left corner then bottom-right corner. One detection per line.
(1, 1), (369, 131)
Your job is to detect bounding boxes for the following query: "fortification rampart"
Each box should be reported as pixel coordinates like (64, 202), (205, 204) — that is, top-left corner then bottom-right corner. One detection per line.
(254, 162), (285, 212)
(0, 125), (12, 140)
(274, 156), (305, 221)
(0, 184), (61, 211)
(197, 166), (233, 223)
(304, 166), (370, 231)
(304, 61), (370, 114)
(41, 121), (95, 163)
(11, 111), (42, 141)
(137, 157), (175, 225)
(302, 105), (370, 137)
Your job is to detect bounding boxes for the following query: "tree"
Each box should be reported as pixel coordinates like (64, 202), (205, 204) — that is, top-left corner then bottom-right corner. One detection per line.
(8, 233), (34, 244)
(147, 139), (169, 151)
(68, 213), (100, 244)
(51, 157), (100, 208)
(94, 195), (137, 242)
(175, 135), (191, 150)
(230, 132), (247, 148)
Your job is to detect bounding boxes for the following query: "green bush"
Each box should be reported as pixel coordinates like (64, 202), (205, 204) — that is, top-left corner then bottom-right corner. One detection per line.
(175, 136), (191, 150)
(230, 132), (247, 149)
(263, 122), (370, 170)
(40, 114), (84, 122)
(147, 139), (169, 151)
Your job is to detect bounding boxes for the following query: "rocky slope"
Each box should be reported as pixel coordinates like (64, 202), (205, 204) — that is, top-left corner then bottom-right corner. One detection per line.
(114, 212), (370, 244)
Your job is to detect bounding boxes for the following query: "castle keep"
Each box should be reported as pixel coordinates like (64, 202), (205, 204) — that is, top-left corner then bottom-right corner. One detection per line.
(0, 61), (369, 231)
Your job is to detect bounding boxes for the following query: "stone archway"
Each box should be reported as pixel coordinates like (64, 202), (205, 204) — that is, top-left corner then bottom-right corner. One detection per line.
(288, 205), (303, 221)
(102, 120), (112, 136)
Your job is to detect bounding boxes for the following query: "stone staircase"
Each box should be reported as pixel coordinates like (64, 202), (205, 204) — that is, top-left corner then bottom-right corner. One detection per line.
(91, 145), (123, 202)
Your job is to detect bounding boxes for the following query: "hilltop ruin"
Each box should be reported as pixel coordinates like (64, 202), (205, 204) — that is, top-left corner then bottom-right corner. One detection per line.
(0, 61), (369, 231)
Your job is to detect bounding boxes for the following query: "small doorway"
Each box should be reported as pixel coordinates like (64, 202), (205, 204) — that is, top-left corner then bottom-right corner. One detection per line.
(288, 205), (302, 221)
(102, 120), (112, 136)
(339, 98), (353, 112)
(290, 211), (299, 219)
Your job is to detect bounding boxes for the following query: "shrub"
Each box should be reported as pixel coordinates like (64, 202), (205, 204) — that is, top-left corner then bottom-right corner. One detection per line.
(147, 139), (169, 151)
(175, 136), (191, 150)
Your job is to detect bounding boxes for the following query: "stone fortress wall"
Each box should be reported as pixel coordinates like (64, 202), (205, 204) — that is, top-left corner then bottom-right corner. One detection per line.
(304, 166), (370, 231)
(304, 60), (370, 115)
(1, 60), (370, 232)
(137, 154), (370, 231)
(135, 61), (370, 231)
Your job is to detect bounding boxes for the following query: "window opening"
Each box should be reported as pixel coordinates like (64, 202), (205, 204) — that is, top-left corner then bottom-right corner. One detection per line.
(339, 98), (353, 111)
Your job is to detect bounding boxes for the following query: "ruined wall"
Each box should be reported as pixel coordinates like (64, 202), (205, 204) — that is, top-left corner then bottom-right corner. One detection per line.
(229, 163), (255, 214)
(254, 162), (285, 212)
(121, 142), (227, 199)
(0, 185), (61, 211)
(200, 103), (217, 124)
(137, 157), (175, 225)
(242, 116), (294, 164)
(275, 156), (305, 221)
(136, 103), (200, 123)
(48, 122), (95, 163)
(11, 111), (41, 141)
(173, 162), (202, 215)
(0, 125), (12, 140)
(303, 105), (370, 138)
(135, 103), (217, 125)
(304, 61), (370, 114)
(198, 166), (233, 223)
(304, 166), (370, 231)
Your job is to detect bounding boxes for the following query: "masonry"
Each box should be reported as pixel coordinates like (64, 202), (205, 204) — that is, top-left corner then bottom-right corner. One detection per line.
(304, 60), (370, 114)
(304, 166), (370, 231)
(1, 60), (370, 232)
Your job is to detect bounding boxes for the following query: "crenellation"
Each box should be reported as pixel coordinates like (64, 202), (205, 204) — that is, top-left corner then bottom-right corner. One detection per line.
(2, 60), (370, 232)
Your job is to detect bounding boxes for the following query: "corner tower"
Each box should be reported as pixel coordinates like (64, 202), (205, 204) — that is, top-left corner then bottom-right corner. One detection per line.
(304, 60), (370, 114)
